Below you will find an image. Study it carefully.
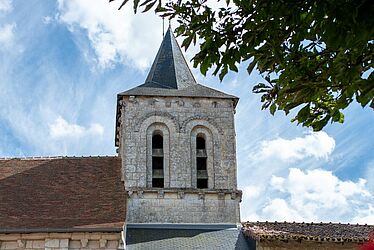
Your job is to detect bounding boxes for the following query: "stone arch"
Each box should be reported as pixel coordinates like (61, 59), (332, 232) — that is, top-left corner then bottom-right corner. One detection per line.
(135, 111), (179, 132)
(183, 119), (222, 190)
(180, 115), (224, 135)
(134, 113), (178, 189)
(190, 126), (215, 189)
(183, 118), (222, 139)
(146, 123), (171, 188)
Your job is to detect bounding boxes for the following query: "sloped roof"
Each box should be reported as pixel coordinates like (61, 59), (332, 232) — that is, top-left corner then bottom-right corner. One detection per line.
(119, 83), (238, 100)
(115, 27), (239, 147)
(144, 26), (197, 89)
(0, 156), (126, 233)
(126, 227), (252, 250)
(242, 222), (374, 243)
(119, 27), (238, 102)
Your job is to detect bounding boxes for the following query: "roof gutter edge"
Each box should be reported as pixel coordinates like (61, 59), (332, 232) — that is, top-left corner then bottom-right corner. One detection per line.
(126, 223), (239, 230)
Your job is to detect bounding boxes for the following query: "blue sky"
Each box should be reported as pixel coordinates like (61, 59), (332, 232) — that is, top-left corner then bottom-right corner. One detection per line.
(0, 0), (373, 224)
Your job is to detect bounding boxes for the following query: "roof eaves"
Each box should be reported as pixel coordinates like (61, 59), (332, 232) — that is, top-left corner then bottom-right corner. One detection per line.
(241, 222), (374, 243)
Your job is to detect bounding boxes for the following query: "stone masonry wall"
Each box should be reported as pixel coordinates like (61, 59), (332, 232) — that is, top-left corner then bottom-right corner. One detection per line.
(0, 232), (122, 250)
(126, 190), (241, 223)
(118, 96), (238, 190)
(118, 95), (240, 223)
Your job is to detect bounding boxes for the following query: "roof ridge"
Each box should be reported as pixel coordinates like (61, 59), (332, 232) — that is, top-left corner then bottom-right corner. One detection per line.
(0, 155), (119, 161)
(243, 221), (373, 226)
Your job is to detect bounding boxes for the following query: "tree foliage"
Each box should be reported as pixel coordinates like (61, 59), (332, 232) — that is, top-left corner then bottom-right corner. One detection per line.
(111, 0), (374, 131)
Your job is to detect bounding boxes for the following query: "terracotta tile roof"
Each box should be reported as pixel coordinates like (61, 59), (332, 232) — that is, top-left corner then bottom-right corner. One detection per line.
(242, 221), (374, 243)
(0, 156), (126, 232)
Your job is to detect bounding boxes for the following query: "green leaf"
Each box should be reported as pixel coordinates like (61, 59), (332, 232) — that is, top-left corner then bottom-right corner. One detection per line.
(181, 35), (193, 49)
(117, 0), (129, 10)
(142, 1), (157, 12)
(110, 0), (374, 131)
(133, 0), (140, 13)
(296, 104), (310, 123)
(270, 103), (276, 115)
(247, 59), (257, 75)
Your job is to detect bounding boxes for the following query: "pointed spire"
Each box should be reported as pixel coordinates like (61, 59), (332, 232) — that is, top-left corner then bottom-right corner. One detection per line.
(144, 26), (197, 89)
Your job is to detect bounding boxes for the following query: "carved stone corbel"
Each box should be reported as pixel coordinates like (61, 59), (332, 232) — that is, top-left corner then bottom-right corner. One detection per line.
(99, 239), (107, 248)
(81, 239), (88, 248)
(137, 190), (144, 198)
(178, 191), (185, 199)
(198, 192), (205, 200)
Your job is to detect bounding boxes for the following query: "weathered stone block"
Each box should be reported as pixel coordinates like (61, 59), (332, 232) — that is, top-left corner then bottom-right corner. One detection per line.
(32, 240), (44, 248)
(45, 239), (59, 248)
(59, 239), (69, 248)
(68, 240), (81, 249)
(1, 241), (18, 249)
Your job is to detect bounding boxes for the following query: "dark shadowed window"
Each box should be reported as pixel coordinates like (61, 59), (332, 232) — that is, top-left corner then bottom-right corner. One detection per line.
(152, 133), (164, 188)
(196, 134), (208, 189)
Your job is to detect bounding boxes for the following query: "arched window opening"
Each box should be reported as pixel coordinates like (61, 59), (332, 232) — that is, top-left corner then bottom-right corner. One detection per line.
(196, 137), (205, 149)
(152, 134), (163, 149)
(152, 133), (164, 188)
(196, 135), (208, 189)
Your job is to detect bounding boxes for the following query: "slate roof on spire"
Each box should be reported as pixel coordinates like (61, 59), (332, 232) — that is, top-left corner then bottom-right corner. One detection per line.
(143, 26), (197, 89)
(118, 27), (238, 104)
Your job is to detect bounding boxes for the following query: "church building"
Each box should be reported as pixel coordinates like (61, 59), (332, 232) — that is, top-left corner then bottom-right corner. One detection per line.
(115, 26), (241, 225)
(0, 27), (372, 250)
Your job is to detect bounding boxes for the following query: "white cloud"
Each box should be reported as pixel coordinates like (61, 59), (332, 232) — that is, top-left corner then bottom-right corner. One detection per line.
(243, 185), (261, 199)
(262, 199), (304, 222)
(352, 205), (374, 225)
(0, 0), (12, 13)
(260, 168), (373, 223)
(0, 23), (15, 48)
(56, 0), (161, 70)
(49, 116), (104, 139)
(270, 176), (285, 192)
(255, 131), (335, 162)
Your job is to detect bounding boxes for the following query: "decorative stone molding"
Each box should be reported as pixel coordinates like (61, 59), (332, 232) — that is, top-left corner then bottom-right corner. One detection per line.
(0, 233), (122, 250)
(137, 190), (144, 198)
(165, 101), (171, 107)
(99, 239), (108, 248)
(127, 190), (134, 198)
(17, 240), (25, 248)
(231, 192), (236, 200)
(128, 96), (138, 104)
(180, 115), (224, 135)
(198, 192), (205, 200)
(218, 192), (225, 200)
(81, 238), (89, 248)
(134, 111), (179, 132)
(157, 190), (165, 198)
(178, 191), (185, 199)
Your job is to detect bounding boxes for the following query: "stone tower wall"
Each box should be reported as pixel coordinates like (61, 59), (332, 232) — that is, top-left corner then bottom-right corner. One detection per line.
(118, 95), (241, 223)
(119, 95), (238, 190)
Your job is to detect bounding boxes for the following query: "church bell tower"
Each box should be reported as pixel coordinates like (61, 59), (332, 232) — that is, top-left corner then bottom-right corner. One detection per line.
(115, 27), (241, 224)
